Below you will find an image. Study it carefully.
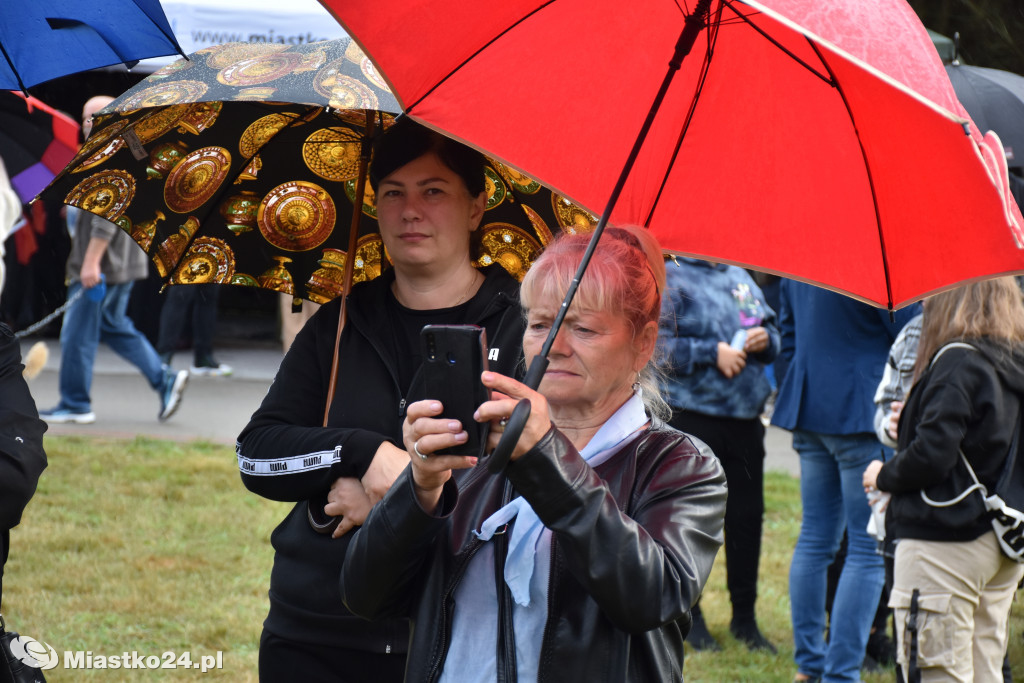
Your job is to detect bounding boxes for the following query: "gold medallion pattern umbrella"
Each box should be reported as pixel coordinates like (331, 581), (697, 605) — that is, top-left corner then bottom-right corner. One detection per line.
(41, 38), (597, 307)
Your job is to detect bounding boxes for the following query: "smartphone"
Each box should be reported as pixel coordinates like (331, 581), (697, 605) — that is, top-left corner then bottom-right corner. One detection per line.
(729, 329), (747, 351)
(418, 325), (491, 457)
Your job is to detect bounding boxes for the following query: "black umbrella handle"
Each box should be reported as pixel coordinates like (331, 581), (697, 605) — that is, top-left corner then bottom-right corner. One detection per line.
(489, 4), (712, 473)
(486, 355), (547, 473)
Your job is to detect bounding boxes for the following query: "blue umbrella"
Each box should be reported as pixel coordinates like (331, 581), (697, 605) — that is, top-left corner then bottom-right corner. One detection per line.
(0, 0), (186, 92)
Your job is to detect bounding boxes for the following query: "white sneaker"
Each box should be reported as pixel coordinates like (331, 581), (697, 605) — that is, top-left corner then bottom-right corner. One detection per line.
(190, 361), (233, 377)
(159, 369), (189, 421)
(40, 407), (96, 424)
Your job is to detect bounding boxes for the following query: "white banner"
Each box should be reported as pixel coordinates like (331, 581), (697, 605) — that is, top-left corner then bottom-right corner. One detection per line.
(138, 0), (348, 71)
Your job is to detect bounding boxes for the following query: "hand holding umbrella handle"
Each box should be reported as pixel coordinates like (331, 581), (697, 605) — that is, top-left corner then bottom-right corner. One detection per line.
(486, 355), (547, 473)
(486, 398), (532, 473)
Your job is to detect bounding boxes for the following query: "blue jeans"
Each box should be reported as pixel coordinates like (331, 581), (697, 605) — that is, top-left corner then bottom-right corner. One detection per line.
(58, 281), (165, 412)
(789, 430), (886, 682)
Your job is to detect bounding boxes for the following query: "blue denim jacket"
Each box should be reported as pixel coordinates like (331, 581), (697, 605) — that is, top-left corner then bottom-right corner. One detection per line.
(658, 258), (779, 419)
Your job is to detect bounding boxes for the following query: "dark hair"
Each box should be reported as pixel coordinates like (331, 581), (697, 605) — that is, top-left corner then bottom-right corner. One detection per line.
(369, 117), (486, 197)
(369, 117), (487, 259)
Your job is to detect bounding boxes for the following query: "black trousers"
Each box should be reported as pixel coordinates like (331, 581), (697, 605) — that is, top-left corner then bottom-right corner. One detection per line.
(669, 410), (766, 620)
(259, 630), (407, 683)
(156, 283), (220, 360)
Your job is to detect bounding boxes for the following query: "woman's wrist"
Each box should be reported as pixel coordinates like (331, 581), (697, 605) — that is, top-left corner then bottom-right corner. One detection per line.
(411, 476), (444, 513)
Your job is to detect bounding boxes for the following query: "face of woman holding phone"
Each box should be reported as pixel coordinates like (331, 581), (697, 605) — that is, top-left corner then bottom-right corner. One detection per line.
(517, 228), (661, 430)
(522, 302), (654, 424)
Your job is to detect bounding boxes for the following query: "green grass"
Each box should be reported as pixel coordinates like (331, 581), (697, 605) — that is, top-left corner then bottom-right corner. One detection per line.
(4, 436), (289, 681)
(3, 437), (1022, 680)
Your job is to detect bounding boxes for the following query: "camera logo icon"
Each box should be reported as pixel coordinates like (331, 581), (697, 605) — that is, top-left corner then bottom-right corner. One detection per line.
(9, 635), (59, 670)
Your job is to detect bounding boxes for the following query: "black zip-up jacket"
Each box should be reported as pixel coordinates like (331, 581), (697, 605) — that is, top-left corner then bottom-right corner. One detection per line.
(237, 265), (524, 653)
(341, 421), (727, 682)
(877, 339), (1024, 541)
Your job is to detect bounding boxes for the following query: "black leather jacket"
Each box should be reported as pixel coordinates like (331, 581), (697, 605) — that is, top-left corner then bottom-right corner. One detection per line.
(341, 420), (726, 682)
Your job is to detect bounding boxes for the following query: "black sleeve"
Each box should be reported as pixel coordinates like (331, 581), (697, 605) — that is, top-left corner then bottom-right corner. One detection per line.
(508, 429), (727, 633)
(877, 350), (977, 494)
(236, 302), (393, 502)
(340, 469), (457, 620)
(0, 325), (48, 536)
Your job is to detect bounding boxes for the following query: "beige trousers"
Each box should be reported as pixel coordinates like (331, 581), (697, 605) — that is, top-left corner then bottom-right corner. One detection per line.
(890, 532), (1023, 682)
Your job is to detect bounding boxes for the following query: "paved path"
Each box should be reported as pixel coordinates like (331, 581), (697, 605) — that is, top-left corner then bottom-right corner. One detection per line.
(22, 339), (802, 476)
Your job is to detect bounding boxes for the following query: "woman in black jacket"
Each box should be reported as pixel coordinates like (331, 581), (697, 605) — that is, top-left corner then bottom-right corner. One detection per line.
(341, 226), (727, 682)
(862, 277), (1024, 681)
(237, 119), (526, 681)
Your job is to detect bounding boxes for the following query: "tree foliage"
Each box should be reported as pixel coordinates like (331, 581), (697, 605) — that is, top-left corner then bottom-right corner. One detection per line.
(908, 0), (1024, 73)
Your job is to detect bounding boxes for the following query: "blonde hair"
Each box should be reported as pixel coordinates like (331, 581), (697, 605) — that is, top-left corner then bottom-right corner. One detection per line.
(520, 225), (670, 419)
(913, 276), (1024, 382)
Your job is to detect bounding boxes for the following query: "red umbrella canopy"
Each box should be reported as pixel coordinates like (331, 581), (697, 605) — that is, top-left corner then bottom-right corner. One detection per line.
(325, 0), (1024, 309)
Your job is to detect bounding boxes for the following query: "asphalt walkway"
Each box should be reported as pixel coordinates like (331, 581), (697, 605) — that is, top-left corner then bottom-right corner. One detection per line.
(21, 339), (801, 476)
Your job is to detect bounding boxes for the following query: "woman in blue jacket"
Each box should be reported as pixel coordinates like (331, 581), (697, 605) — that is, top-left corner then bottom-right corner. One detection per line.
(658, 258), (779, 652)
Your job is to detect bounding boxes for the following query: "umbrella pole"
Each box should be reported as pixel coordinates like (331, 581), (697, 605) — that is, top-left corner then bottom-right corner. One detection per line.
(322, 110), (377, 426)
(487, 0), (713, 473)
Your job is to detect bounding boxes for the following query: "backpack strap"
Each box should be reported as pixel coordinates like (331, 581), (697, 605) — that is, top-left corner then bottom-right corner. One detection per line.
(929, 341), (978, 368)
(919, 341), (1023, 509)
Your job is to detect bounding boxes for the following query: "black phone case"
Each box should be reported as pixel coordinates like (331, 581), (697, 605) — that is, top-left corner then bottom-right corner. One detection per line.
(419, 325), (490, 457)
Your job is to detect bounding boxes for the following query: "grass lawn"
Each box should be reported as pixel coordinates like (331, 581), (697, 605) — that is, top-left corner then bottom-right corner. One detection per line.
(4, 435), (1023, 681)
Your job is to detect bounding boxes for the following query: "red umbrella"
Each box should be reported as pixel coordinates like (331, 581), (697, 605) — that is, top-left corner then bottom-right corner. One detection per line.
(325, 0), (1024, 311)
(327, 0), (1024, 470)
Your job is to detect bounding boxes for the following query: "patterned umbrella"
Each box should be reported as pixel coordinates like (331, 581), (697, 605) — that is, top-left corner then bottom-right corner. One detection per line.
(0, 90), (79, 204)
(40, 39), (596, 304)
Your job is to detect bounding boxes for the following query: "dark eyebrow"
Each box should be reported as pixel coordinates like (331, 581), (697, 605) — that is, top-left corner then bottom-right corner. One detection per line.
(379, 176), (451, 187)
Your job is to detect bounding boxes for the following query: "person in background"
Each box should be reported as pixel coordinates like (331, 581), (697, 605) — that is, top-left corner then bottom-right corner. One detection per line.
(341, 226), (727, 682)
(39, 96), (188, 424)
(157, 283), (232, 376)
(873, 314), (923, 449)
(658, 257), (779, 653)
(863, 278), (1024, 682)
(0, 159), (20, 296)
(279, 295), (319, 353)
(772, 280), (918, 683)
(237, 118), (527, 682)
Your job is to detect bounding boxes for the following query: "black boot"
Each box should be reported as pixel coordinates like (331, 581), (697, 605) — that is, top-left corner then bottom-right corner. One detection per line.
(730, 617), (778, 654)
(685, 605), (721, 652)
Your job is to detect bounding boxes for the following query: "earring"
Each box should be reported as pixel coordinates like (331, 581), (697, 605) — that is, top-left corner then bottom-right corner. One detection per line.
(631, 372), (641, 393)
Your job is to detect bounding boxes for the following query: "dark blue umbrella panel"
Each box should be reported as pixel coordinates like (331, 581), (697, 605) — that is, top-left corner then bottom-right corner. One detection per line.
(0, 0), (185, 91)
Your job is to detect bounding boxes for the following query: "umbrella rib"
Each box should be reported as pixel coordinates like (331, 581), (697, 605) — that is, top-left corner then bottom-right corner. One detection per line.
(0, 40), (31, 94)
(645, 2), (723, 227)
(720, 0), (833, 87)
(126, 0), (188, 60)
(807, 41), (895, 311)
(406, 0), (558, 113)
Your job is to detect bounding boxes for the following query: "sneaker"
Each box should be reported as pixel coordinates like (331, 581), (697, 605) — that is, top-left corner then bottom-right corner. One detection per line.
(39, 407), (96, 424)
(159, 369), (189, 421)
(191, 357), (233, 377)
